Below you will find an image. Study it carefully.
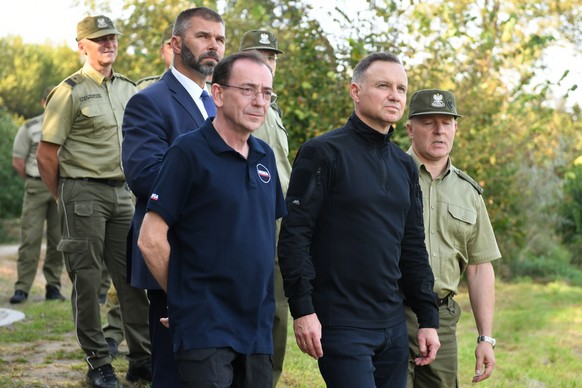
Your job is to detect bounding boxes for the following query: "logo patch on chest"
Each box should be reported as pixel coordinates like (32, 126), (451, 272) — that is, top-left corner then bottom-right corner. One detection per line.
(256, 163), (271, 183)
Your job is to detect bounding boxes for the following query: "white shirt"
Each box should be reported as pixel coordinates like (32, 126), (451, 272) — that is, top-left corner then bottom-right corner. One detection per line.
(171, 67), (211, 119)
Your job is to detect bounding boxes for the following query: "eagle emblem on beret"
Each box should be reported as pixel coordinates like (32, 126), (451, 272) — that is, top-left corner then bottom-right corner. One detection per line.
(259, 33), (271, 45)
(97, 17), (109, 29)
(431, 93), (445, 107)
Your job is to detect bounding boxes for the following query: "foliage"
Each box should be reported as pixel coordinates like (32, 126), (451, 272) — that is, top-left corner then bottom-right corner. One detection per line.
(0, 37), (80, 118)
(0, 0), (581, 279)
(0, 108), (23, 220)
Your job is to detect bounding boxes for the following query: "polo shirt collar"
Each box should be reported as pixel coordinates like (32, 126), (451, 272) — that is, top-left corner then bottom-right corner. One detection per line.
(201, 118), (268, 159)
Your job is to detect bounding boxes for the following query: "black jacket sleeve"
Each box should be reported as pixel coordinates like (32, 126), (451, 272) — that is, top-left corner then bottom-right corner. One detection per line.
(399, 159), (439, 329)
(278, 141), (328, 319)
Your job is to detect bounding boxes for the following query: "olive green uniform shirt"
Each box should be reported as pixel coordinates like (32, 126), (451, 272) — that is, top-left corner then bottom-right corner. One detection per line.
(42, 62), (137, 180)
(13, 114), (44, 177)
(407, 148), (501, 298)
(135, 74), (161, 91)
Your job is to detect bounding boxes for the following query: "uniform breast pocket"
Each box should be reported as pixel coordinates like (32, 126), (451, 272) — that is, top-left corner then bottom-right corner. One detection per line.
(446, 203), (477, 249)
(80, 104), (117, 138)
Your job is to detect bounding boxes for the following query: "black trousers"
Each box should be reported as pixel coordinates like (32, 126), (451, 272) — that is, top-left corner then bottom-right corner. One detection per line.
(175, 347), (272, 388)
(148, 289), (181, 387)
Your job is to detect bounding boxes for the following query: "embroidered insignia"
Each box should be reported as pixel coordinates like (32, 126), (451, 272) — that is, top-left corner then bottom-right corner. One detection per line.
(256, 164), (271, 183)
(150, 193), (159, 201)
(96, 17), (109, 29)
(259, 33), (271, 45)
(431, 93), (445, 108)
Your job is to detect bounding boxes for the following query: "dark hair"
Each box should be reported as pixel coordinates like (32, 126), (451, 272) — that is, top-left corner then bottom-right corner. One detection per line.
(212, 51), (269, 86)
(173, 7), (224, 38)
(352, 52), (402, 83)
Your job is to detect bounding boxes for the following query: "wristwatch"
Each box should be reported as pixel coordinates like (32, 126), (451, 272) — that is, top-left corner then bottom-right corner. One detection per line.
(477, 335), (496, 349)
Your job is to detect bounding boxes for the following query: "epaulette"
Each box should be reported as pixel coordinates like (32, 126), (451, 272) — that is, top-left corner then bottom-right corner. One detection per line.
(114, 73), (137, 86)
(136, 75), (161, 86)
(64, 74), (85, 88)
(454, 167), (483, 194)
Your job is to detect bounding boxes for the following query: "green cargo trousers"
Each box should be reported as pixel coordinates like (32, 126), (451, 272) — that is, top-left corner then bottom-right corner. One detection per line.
(57, 179), (150, 370)
(405, 297), (461, 388)
(15, 178), (63, 293)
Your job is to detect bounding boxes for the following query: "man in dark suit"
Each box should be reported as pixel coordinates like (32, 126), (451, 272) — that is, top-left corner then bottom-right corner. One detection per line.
(121, 7), (226, 387)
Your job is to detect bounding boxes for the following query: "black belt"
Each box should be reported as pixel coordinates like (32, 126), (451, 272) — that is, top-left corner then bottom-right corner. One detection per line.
(26, 175), (42, 180)
(437, 293), (453, 306)
(65, 177), (126, 187)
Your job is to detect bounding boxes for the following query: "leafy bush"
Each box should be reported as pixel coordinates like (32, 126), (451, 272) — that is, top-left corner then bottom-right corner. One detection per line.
(0, 108), (23, 220)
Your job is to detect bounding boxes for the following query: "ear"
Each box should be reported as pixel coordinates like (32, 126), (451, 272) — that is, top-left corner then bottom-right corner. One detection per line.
(406, 120), (414, 139)
(211, 83), (224, 108)
(171, 36), (180, 54)
(349, 82), (360, 103)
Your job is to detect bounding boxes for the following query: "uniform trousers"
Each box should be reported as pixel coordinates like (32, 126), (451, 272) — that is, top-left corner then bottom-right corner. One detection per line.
(57, 179), (150, 369)
(14, 178), (63, 293)
(406, 298), (461, 388)
(272, 258), (288, 386)
(103, 285), (125, 344)
(318, 322), (409, 388)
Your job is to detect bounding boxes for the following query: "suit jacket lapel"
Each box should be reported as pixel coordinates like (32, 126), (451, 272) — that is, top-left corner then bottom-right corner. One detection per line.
(162, 70), (206, 127)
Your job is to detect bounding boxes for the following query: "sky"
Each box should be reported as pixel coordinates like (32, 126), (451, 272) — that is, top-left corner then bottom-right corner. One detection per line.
(1, 0), (580, 108)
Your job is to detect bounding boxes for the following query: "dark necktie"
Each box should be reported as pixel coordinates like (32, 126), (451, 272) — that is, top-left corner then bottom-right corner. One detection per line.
(200, 90), (216, 117)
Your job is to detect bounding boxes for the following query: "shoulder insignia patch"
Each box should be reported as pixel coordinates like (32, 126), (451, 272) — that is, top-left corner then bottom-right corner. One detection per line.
(454, 168), (483, 194)
(64, 74), (84, 88)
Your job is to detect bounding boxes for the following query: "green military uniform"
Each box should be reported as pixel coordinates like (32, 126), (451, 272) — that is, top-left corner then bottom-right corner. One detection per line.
(42, 61), (150, 371)
(252, 103), (292, 385)
(405, 149), (501, 387)
(135, 74), (162, 91)
(12, 113), (64, 297)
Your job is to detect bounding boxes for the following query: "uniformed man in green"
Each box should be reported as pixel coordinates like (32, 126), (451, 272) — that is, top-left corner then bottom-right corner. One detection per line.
(10, 85), (65, 304)
(239, 29), (292, 386)
(36, 15), (151, 388)
(405, 89), (502, 387)
(135, 25), (174, 91)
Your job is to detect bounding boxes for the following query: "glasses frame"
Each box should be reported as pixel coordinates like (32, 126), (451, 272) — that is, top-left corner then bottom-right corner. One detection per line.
(218, 84), (277, 104)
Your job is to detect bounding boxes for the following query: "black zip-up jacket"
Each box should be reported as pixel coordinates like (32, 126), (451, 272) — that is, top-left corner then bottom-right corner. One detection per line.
(279, 112), (439, 329)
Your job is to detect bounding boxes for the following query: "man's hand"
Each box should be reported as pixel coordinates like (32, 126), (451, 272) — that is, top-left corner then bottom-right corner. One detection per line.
(293, 313), (323, 360)
(415, 327), (440, 366)
(160, 317), (170, 328)
(472, 342), (496, 382)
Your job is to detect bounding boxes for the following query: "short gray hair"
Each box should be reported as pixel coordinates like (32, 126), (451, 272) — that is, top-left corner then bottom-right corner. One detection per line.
(352, 52), (402, 84)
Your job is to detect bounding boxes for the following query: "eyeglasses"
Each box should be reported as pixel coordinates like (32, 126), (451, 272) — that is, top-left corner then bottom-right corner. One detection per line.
(219, 84), (277, 104)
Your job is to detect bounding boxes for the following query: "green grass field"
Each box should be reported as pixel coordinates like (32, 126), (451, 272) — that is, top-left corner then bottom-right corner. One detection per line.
(1, 246), (581, 387)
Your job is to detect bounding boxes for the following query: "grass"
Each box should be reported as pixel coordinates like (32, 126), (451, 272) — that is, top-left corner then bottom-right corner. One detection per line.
(1, 246), (581, 387)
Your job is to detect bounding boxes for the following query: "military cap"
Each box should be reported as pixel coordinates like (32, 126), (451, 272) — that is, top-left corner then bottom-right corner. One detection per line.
(240, 30), (283, 54)
(76, 15), (121, 42)
(408, 89), (462, 119)
(161, 25), (173, 45)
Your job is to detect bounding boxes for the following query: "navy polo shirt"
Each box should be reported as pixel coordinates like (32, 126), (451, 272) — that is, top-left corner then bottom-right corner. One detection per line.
(147, 118), (286, 355)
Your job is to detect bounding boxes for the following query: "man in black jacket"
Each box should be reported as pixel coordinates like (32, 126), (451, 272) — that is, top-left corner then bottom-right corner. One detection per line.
(278, 51), (440, 388)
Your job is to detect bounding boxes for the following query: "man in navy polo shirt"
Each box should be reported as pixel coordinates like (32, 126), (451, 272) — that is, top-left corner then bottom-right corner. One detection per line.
(138, 50), (286, 387)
